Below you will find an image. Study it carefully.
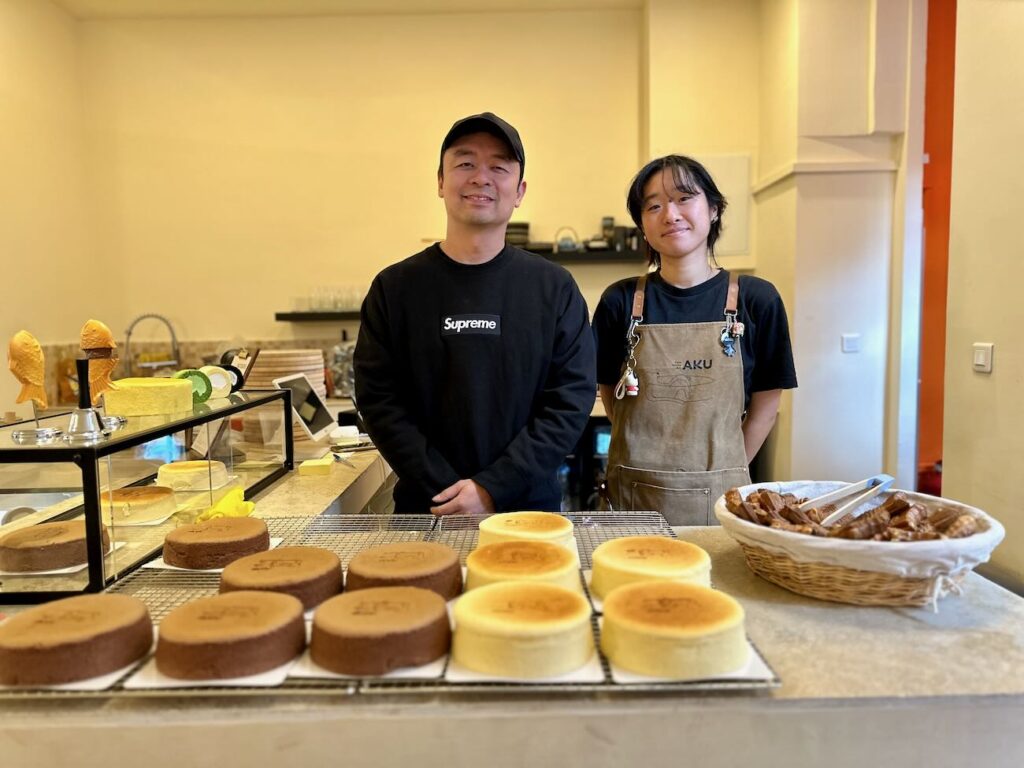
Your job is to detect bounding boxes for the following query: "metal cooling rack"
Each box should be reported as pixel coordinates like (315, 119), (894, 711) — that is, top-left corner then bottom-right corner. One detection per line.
(1, 513), (780, 700)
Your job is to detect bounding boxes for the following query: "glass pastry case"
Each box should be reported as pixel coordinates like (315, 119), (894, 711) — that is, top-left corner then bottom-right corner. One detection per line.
(0, 390), (293, 603)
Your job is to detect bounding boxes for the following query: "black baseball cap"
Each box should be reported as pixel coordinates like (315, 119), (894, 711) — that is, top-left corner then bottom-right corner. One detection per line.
(439, 112), (525, 175)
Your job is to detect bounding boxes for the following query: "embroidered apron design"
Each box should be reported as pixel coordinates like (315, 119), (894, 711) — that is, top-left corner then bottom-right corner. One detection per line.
(607, 274), (751, 525)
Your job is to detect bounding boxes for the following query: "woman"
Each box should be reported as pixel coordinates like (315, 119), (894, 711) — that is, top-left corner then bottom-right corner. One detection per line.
(592, 155), (797, 524)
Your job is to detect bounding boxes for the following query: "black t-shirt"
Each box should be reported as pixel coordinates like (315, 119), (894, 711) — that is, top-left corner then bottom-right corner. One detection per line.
(592, 270), (797, 406)
(354, 244), (596, 513)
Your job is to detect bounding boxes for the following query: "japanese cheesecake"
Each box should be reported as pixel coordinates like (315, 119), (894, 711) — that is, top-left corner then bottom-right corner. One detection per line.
(0, 594), (152, 685)
(156, 591), (305, 680)
(220, 546), (343, 610)
(452, 581), (593, 678)
(345, 541), (462, 600)
(310, 586), (450, 675)
(102, 378), (193, 417)
(100, 485), (176, 525)
(600, 581), (748, 679)
(0, 520), (110, 572)
(156, 460), (230, 491)
(465, 541), (581, 592)
(590, 536), (711, 599)
(162, 516), (269, 570)
(477, 512), (575, 551)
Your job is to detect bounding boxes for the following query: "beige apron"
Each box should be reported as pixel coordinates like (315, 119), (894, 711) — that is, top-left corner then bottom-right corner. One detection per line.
(606, 273), (751, 525)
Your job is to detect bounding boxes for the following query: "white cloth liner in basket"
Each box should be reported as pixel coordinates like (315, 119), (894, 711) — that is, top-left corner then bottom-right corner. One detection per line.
(714, 481), (1005, 610)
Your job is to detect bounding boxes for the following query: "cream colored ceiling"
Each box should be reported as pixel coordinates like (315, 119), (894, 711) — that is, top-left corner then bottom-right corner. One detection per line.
(52, 0), (641, 19)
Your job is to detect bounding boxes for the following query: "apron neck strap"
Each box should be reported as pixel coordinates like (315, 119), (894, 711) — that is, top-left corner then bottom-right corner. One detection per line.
(631, 274), (648, 322)
(725, 273), (740, 315)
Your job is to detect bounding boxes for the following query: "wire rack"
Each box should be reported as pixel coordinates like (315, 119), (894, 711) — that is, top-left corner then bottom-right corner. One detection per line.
(2, 513), (779, 700)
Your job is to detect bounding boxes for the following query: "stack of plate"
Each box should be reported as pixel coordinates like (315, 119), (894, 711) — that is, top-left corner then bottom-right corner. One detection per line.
(243, 349), (327, 443)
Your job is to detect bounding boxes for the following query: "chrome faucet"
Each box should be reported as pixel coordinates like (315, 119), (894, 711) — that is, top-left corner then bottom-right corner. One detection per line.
(124, 313), (180, 377)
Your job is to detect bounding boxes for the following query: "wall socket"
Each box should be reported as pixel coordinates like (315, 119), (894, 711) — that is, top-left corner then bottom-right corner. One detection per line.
(841, 333), (861, 353)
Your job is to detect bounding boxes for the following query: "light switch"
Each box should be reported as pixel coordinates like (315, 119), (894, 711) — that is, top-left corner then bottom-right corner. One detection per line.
(972, 342), (994, 373)
(841, 334), (861, 353)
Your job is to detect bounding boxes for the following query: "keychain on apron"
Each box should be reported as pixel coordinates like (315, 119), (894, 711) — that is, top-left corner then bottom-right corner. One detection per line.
(720, 278), (745, 357)
(614, 318), (641, 399)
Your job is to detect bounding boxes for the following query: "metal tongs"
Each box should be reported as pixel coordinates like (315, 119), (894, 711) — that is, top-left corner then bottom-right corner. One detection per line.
(798, 474), (895, 527)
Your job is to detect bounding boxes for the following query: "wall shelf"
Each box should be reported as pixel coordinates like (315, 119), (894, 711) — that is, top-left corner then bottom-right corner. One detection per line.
(528, 248), (645, 264)
(275, 311), (360, 322)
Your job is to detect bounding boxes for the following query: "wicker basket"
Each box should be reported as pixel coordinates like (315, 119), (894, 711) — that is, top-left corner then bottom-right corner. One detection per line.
(714, 481), (1005, 608)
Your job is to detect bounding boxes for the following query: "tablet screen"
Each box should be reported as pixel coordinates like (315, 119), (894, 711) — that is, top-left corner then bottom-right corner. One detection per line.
(273, 374), (335, 440)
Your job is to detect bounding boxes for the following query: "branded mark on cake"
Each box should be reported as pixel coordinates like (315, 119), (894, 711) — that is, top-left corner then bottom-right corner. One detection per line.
(352, 600), (411, 616)
(624, 547), (669, 560)
(36, 610), (101, 626)
(376, 551), (426, 563)
(441, 314), (501, 336)
(497, 550), (545, 565)
(199, 606), (262, 621)
(640, 597), (698, 615)
(251, 559), (303, 571)
(15, 526), (71, 544)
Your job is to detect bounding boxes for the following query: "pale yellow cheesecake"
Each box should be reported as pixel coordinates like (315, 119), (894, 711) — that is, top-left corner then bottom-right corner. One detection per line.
(477, 512), (574, 551)
(156, 460), (230, 492)
(452, 581), (593, 678)
(102, 378), (192, 417)
(590, 536), (711, 599)
(465, 541), (580, 592)
(600, 581), (748, 679)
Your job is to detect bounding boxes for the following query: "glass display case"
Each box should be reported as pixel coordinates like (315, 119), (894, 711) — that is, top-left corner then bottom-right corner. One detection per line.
(0, 390), (293, 603)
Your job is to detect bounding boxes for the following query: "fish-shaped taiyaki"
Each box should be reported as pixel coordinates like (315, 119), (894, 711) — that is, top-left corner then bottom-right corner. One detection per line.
(79, 319), (119, 406)
(8, 330), (48, 410)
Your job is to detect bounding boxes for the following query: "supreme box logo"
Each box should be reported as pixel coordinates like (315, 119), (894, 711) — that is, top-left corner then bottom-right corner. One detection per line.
(441, 314), (501, 336)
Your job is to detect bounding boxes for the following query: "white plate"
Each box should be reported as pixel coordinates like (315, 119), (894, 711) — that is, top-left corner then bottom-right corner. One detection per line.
(140, 537), (284, 573)
(288, 648), (447, 681)
(0, 656), (147, 692)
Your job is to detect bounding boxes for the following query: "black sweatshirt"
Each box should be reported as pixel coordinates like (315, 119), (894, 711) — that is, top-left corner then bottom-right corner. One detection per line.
(354, 244), (596, 513)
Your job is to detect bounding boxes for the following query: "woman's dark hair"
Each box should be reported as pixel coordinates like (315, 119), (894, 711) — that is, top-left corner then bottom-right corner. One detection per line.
(626, 155), (727, 268)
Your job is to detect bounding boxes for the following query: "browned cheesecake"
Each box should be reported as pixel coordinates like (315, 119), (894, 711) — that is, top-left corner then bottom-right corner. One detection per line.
(155, 591), (305, 680)
(220, 546), (343, 609)
(162, 517), (269, 570)
(0, 594), (152, 686)
(345, 541), (462, 600)
(0, 520), (110, 572)
(310, 587), (450, 675)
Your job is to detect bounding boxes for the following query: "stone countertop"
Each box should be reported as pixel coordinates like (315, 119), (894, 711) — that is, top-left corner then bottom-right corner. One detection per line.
(251, 449), (390, 517)
(2, 519), (1024, 766)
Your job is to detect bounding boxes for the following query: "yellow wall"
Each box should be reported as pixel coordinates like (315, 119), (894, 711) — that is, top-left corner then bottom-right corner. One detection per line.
(79, 10), (640, 339)
(0, 0), (94, 416)
(945, 0), (1024, 591)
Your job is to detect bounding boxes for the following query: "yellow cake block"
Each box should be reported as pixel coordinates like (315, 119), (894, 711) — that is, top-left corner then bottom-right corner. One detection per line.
(590, 536), (711, 599)
(465, 541), (581, 592)
(299, 456), (334, 476)
(452, 581), (593, 678)
(102, 378), (192, 417)
(477, 512), (574, 551)
(600, 581), (748, 679)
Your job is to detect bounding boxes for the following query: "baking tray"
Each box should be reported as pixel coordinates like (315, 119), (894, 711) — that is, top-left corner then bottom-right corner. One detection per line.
(0, 513), (780, 700)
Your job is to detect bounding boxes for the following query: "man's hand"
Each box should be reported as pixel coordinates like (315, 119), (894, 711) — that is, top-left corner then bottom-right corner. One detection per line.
(430, 479), (495, 516)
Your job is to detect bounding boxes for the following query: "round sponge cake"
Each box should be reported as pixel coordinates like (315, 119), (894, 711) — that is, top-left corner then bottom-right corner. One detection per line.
(162, 516), (269, 570)
(590, 536), (711, 599)
(477, 512), (574, 551)
(311, 586), (450, 675)
(0, 594), (152, 685)
(600, 581), (748, 679)
(346, 541), (462, 600)
(220, 546), (342, 609)
(156, 591), (305, 680)
(452, 581), (593, 679)
(466, 541), (580, 592)
(0, 520), (110, 572)
(101, 485), (176, 525)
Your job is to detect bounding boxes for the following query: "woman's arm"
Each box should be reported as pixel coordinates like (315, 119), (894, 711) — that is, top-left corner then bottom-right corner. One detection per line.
(598, 384), (616, 424)
(742, 389), (782, 463)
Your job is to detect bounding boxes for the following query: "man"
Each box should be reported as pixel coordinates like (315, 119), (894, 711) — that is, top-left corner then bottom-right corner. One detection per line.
(354, 112), (596, 515)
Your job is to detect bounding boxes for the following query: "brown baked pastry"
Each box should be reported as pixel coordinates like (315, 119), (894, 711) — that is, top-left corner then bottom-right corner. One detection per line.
(0, 520), (110, 572)
(310, 587), (450, 675)
(345, 541), (462, 600)
(0, 594), (152, 686)
(162, 517), (269, 570)
(220, 546), (343, 609)
(155, 591), (305, 680)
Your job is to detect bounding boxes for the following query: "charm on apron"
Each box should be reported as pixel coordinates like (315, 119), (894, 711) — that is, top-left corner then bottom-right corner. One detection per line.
(615, 366), (640, 399)
(721, 310), (743, 357)
(719, 328), (737, 357)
